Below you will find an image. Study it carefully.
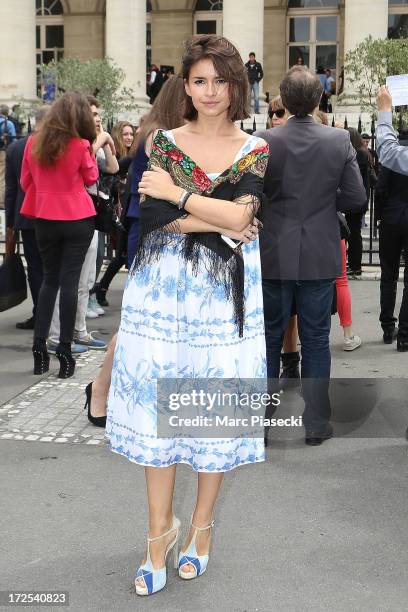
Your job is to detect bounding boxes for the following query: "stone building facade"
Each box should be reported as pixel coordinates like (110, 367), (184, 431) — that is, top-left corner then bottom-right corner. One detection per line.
(1, 1), (408, 107)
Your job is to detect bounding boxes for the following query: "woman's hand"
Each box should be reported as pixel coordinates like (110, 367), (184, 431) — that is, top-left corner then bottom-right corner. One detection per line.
(221, 219), (261, 244)
(138, 166), (180, 201)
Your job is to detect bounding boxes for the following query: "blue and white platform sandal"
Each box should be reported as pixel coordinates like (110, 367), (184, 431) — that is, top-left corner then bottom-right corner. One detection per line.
(135, 516), (181, 596)
(178, 518), (215, 580)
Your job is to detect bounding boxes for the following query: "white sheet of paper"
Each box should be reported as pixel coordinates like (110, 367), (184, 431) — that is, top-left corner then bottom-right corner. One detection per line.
(386, 74), (408, 107)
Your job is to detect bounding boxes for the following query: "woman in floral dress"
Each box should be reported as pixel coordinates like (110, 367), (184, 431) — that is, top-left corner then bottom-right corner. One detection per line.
(106, 34), (269, 596)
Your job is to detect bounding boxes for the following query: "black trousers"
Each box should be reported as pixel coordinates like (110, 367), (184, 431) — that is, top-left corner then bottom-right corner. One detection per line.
(34, 217), (95, 345)
(379, 221), (408, 339)
(99, 229), (127, 291)
(21, 229), (43, 317)
(345, 212), (364, 271)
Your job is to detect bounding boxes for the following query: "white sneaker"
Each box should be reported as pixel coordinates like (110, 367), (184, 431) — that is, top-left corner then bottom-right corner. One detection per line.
(343, 335), (362, 351)
(86, 304), (99, 319)
(89, 295), (105, 316)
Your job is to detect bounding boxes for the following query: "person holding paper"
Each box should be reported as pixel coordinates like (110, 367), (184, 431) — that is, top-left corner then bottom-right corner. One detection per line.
(377, 85), (408, 443)
(376, 86), (408, 352)
(377, 85), (408, 174)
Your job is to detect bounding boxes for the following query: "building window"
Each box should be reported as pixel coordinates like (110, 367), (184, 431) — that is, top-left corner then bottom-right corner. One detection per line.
(36, 2), (64, 97)
(389, 2), (408, 38)
(194, 0), (222, 35)
(288, 1), (338, 6)
(36, 0), (63, 15)
(195, 0), (223, 10)
(389, 14), (408, 37)
(287, 5), (339, 83)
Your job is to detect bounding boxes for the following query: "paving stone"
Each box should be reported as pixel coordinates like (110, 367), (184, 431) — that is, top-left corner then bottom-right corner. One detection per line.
(0, 351), (106, 446)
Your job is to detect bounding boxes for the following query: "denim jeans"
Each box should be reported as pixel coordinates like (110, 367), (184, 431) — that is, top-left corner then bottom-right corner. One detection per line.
(262, 278), (334, 432)
(249, 81), (260, 113)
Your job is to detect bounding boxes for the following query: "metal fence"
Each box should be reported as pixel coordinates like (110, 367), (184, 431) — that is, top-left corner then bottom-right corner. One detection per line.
(2, 111), (399, 267)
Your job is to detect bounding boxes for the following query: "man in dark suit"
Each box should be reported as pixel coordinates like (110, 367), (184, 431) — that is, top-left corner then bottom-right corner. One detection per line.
(256, 66), (367, 445)
(4, 106), (49, 329)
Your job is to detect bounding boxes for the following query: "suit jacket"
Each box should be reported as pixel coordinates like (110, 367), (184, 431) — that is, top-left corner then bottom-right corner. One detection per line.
(255, 117), (367, 280)
(5, 135), (32, 230)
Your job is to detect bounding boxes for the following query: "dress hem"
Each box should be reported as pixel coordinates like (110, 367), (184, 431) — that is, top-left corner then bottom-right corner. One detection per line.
(106, 438), (265, 473)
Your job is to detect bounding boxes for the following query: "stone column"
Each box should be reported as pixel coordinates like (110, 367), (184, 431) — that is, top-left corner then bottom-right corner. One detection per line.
(0, 0), (36, 103)
(344, 0), (388, 58)
(222, 0), (264, 111)
(105, 0), (149, 107)
(342, 0), (388, 109)
(222, 0), (264, 70)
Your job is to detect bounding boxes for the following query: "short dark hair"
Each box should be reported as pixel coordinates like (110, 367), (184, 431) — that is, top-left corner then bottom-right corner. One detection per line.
(280, 66), (323, 118)
(86, 95), (99, 108)
(249, 52), (255, 57)
(181, 34), (250, 122)
(361, 133), (371, 139)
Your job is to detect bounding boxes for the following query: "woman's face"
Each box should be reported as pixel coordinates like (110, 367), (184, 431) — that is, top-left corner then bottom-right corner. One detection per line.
(122, 125), (134, 149)
(270, 108), (287, 128)
(185, 58), (230, 118)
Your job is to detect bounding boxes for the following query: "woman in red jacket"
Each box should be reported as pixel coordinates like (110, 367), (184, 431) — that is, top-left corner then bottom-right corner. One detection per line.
(21, 91), (98, 378)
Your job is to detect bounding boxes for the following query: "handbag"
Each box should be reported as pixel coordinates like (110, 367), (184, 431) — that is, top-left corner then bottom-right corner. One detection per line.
(0, 252), (27, 312)
(92, 187), (115, 233)
(92, 176), (127, 234)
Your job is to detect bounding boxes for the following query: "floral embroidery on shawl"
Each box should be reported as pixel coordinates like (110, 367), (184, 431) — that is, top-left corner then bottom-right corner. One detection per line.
(149, 129), (269, 196)
(133, 130), (269, 337)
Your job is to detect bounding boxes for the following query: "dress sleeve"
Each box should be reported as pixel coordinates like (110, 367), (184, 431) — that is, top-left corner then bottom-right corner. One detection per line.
(80, 140), (99, 186)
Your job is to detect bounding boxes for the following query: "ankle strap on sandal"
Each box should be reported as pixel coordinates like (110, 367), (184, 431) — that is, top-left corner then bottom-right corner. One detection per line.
(147, 519), (178, 543)
(191, 518), (215, 532)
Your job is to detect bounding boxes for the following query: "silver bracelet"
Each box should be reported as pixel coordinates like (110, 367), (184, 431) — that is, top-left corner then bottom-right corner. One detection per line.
(177, 189), (192, 210)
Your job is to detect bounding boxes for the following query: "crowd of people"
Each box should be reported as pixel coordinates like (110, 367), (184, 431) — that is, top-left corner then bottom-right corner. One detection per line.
(3, 32), (408, 599)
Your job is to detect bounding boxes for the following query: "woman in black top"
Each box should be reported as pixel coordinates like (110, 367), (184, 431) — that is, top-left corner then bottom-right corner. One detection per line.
(345, 128), (370, 276)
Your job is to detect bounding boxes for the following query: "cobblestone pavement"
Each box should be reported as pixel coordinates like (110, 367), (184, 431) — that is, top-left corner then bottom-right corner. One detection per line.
(0, 349), (107, 445)
(1, 278), (408, 448)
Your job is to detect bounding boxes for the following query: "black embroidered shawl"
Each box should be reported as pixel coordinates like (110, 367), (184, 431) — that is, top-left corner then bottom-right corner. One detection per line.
(133, 130), (269, 336)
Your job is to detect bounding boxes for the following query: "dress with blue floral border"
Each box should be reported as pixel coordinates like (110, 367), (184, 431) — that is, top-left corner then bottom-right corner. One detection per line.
(105, 130), (269, 472)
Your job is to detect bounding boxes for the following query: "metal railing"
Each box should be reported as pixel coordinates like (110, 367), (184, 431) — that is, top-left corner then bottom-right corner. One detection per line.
(3, 110), (403, 268)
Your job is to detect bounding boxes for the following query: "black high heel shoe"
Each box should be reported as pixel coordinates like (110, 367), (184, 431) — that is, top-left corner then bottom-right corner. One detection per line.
(56, 348), (75, 379)
(84, 382), (107, 428)
(93, 283), (109, 307)
(32, 347), (50, 375)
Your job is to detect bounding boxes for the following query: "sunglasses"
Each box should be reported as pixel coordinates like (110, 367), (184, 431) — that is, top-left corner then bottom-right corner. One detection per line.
(268, 109), (285, 119)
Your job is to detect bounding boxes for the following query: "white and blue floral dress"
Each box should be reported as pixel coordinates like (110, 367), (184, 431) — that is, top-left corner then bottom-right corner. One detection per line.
(106, 130), (269, 472)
